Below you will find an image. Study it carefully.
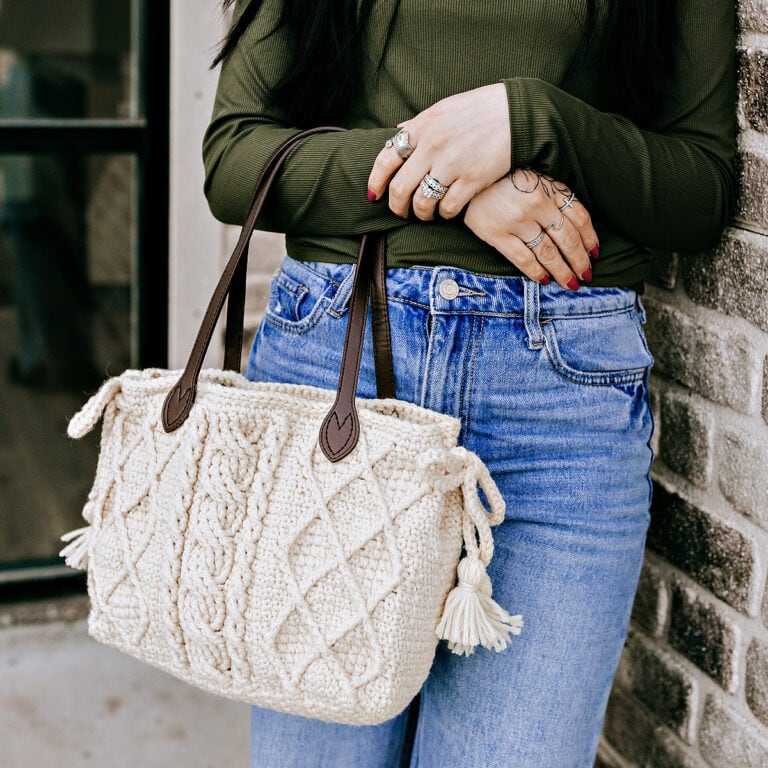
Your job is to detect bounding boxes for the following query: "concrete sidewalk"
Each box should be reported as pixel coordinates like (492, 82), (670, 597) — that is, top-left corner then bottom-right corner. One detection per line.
(1, 607), (249, 768)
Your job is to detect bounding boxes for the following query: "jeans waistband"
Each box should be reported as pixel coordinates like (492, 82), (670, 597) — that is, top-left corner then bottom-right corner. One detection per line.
(296, 258), (640, 320)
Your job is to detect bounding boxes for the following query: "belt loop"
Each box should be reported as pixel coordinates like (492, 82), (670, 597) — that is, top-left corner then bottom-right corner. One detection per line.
(327, 263), (356, 317)
(523, 278), (544, 350)
(635, 293), (648, 324)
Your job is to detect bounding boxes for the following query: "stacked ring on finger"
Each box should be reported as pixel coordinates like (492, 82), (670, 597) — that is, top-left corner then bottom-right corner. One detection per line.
(524, 228), (546, 250)
(548, 213), (565, 232)
(384, 129), (414, 159)
(418, 173), (449, 200)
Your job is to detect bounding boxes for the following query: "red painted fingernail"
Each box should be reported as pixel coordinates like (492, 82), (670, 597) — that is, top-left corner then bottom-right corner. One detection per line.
(540, 275), (551, 285)
(367, 189), (377, 203)
(567, 276), (580, 291)
(582, 267), (593, 283)
(590, 244), (600, 259)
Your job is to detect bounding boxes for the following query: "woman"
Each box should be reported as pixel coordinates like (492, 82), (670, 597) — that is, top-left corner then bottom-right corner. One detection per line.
(204, 1), (736, 765)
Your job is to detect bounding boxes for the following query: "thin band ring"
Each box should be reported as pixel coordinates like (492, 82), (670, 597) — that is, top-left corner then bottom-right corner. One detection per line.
(558, 192), (576, 211)
(524, 229), (546, 250)
(548, 213), (565, 232)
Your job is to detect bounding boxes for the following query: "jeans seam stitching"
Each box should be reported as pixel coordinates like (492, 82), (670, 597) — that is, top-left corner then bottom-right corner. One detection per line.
(283, 258), (344, 286)
(389, 295), (431, 310)
(542, 305), (634, 320)
(463, 315), (483, 443)
(263, 295), (331, 334)
(542, 324), (649, 385)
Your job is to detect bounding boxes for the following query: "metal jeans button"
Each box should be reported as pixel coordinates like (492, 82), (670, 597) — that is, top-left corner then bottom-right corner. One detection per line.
(438, 278), (460, 300)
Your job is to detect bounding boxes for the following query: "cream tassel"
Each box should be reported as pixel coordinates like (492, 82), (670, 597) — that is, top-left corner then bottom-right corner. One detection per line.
(420, 446), (524, 656)
(59, 525), (92, 570)
(436, 555), (523, 656)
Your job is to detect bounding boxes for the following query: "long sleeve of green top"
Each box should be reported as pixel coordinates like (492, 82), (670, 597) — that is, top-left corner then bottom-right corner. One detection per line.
(202, 0), (737, 287)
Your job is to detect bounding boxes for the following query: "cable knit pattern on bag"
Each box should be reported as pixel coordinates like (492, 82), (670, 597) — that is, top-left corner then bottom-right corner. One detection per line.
(61, 368), (521, 725)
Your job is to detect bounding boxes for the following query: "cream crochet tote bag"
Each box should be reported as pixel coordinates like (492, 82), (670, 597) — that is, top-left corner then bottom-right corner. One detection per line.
(60, 128), (522, 726)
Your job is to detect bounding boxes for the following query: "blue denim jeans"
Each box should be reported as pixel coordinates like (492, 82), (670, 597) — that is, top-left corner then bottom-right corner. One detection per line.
(244, 254), (655, 768)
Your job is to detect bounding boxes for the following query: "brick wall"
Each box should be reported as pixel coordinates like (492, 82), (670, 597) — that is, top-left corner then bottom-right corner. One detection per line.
(598, 3), (768, 766)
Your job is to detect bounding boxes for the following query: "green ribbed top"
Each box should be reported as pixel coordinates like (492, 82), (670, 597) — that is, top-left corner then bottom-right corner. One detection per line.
(203, 0), (737, 287)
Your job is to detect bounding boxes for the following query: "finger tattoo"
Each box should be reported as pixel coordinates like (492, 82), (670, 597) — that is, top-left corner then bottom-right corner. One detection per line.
(510, 167), (540, 194)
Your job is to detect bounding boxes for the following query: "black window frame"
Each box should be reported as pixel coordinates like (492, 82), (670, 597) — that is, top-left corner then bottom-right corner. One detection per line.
(0, 0), (170, 602)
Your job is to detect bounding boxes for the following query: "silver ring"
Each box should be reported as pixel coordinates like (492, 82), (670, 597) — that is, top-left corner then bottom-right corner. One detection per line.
(558, 192), (576, 211)
(421, 173), (449, 195)
(418, 180), (446, 200)
(524, 229), (546, 249)
(548, 213), (565, 232)
(386, 129), (414, 159)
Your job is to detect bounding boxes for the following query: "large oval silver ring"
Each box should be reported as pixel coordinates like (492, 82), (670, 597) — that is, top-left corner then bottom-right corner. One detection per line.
(386, 129), (414, 160)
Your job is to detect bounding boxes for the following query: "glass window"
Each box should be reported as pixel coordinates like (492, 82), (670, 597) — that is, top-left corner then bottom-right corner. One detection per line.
(0, 153), (135, 566)
(0, 0), (136, 120)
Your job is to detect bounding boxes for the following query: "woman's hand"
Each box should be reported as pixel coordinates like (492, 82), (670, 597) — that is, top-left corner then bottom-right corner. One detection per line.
(464, 169), (600, 290)
(367, 84), (511, 220)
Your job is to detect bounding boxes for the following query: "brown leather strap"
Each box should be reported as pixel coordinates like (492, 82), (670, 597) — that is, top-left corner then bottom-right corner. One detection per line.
(318, 231), (394, 461)
(318, 234), (375, 461)
(223, 246), (249, 372)
(162, 126), (345, 433)
(370, 233), (396, 400)
(162, 127), (397, 465)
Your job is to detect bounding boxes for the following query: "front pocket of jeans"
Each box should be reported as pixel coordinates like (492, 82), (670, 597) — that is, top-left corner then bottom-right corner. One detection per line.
(263, 264), (333, 334)
(542, 308), (654, 386)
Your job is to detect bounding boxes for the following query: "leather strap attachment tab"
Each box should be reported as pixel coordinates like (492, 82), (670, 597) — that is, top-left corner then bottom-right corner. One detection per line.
(319, 234), (376, 462)
(319, 232), (394, 462)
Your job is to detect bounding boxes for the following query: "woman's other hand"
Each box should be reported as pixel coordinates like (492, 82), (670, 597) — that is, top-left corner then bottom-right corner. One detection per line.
(464, 169), (600, 290)
(367, 84), (510, 220)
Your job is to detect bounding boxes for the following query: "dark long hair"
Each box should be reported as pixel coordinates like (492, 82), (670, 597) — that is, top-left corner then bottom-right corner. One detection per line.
(212, 0), (678, 129)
